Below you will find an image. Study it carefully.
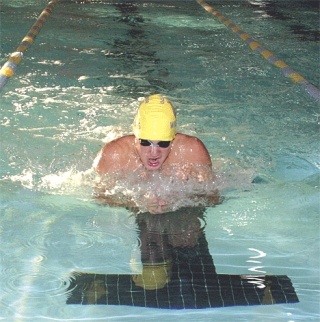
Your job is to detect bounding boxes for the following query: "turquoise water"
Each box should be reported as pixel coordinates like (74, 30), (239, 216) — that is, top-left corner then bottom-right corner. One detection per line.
(0, 0), (319, 321)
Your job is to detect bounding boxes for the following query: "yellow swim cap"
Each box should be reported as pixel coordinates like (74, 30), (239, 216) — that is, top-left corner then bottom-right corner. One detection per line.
(132, 94), (176, 141)
(132, 261), (172, 290)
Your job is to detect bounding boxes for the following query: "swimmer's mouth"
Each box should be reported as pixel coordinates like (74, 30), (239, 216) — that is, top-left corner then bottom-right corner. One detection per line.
(148, 158), (160, 167)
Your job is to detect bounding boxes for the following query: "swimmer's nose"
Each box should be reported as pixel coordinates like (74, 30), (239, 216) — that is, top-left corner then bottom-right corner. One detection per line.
(150, 145), (160, 155)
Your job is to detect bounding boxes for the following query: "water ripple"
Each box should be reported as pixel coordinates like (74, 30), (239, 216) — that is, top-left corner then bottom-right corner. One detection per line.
(2, 268), (68, 298)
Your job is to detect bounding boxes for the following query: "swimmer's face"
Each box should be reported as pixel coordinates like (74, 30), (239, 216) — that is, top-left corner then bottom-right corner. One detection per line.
(135, 139), (172, 171)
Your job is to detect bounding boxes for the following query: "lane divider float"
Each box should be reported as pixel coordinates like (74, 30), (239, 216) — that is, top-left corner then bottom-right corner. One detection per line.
(0, 0), (58, 90)
(196, 0), (320, 102)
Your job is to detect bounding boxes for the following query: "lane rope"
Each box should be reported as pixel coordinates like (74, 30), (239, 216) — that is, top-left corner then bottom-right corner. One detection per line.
(0, 0), (58, 90)
(196, 0), (320, 102)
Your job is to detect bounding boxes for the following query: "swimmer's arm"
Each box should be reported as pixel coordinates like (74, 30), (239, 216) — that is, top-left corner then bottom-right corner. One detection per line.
(187, 139), (223, 205)
(93, 142), (123, 176)
(190, 190), (223, 206)
(195, 171), (223, 206)
(188, 163), (223, 206)
(93, 189), (139, 210)
(92, 149), (106, 175)
(93, 142), (138, 208)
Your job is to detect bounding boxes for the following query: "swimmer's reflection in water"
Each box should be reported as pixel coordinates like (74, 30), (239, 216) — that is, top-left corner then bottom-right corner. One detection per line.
(133, 207), (217, 296)
(67, 207), (299, 308)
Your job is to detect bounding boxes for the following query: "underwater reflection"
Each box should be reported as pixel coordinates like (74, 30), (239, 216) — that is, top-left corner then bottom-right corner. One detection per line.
(66, 207), (298, 309)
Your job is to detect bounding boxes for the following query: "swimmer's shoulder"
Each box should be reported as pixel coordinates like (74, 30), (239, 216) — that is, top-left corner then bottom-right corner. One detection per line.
(94, 135), (136, 174)
(172, 133), (211, 164)
(173, 133), (207, 150)
(102, 135), (135, 152)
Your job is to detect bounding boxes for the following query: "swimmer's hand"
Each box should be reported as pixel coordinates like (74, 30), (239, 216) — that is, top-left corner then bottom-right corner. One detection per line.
(137, 192), (170, 214)
(145, 196), (169, 214)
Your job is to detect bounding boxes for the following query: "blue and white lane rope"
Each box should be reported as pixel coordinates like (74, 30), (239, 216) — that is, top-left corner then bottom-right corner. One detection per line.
(196, 0), (320, 102)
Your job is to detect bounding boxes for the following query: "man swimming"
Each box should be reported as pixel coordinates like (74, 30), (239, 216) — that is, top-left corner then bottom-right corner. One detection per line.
(93, 94), (220, 213)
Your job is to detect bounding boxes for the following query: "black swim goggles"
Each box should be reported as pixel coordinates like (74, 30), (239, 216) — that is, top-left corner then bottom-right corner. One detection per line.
(139, 139), (171, 148)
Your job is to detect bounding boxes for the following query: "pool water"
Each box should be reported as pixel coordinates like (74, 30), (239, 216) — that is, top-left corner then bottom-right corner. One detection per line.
(0, 0), (319, 321)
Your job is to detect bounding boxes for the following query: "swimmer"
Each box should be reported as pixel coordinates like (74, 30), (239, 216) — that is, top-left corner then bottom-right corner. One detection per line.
(93, 94), (220, 213)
